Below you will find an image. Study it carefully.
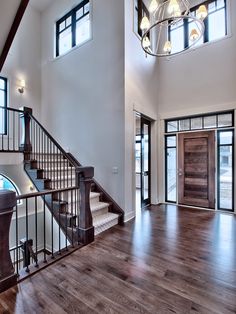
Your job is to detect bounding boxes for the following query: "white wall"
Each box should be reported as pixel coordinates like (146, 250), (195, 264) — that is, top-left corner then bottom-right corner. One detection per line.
(41, 0), (125, 208)
(156, 0), (236, 206)
(157, 0), (236, 118)
(124, 0), (159, 219)
(1, 4), (42, 119)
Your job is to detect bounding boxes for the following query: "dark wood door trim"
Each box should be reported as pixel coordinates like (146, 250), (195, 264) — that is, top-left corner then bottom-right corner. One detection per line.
(178, 131), (215, 209)
(0, 0), (29, 72)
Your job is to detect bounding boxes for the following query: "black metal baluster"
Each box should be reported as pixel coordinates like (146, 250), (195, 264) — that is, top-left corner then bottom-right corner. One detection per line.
(39, 127), (41, 170)
(43, 195), (46, 263)
(35, 196), (38, 267)
(71, 189), (74, 246)
(51, 194), (54, 258)
(65, 195), (68, 251)
(25, 199), (29, 273)
(35, 124), (39, 164)
(13, 111), (15, 151)
(67, 159), (69, 188)
(58, 191), (61, 255)
(1, 108), (4, 150)
(60, 152), (62, 190)
(18, 112), (20, 151)
(57, 148), (59, 190)
(7, 109), (9, 150)
(15, 203), (19, 276)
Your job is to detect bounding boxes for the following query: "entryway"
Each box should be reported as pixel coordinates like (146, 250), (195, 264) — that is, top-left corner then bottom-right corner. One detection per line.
(135, 113), (151, 210)
(165, 111), (234, 211)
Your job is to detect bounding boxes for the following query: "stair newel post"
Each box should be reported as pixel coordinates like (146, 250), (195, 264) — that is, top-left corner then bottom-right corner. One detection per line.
(19, 106), (32, 161)
(76, 166), (95, 245)
(0, 190), (17, 293)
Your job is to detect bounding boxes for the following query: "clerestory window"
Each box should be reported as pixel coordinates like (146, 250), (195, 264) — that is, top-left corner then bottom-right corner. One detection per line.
(169, 0), (227, 53)
(55, 0), (91, 57)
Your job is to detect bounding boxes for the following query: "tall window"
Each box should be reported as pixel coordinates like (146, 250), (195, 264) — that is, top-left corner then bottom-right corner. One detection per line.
(169, 0), (227, 52)
(134, 0), (150, 37)
(0, 76), (7, 134)
(56, 0), (91, 57)
(165, 135), (177, 202)
(218, 130), (234, 211)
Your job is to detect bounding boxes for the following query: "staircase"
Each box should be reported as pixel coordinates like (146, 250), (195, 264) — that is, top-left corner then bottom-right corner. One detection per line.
(25, 154), (120, 237)
(0, 106), (124, 244)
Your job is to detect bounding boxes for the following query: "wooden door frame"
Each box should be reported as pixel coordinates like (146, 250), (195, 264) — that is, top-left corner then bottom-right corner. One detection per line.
(178, 130), (215, 209)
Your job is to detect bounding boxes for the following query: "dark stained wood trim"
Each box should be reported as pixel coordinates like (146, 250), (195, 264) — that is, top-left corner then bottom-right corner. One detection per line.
(67, 152), (125, 225)
(0, 190), (17, 293)
(0, 0), (29, 72)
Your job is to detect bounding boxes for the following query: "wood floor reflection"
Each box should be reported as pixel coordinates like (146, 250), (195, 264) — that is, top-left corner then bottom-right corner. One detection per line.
(0, 204), (236, 313)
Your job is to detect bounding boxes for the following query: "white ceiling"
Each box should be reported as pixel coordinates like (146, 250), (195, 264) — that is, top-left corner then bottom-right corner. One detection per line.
(30, 0), (55, 12)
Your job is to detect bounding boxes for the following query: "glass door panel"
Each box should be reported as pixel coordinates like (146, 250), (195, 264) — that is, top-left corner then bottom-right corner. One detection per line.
(141, 117), (151, 207)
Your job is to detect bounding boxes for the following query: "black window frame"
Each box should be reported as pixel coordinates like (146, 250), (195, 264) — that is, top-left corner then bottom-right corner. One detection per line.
(0, 76), (8, 135)
(56, 0), (90, 57)
(217, 129), (234, 212)
(135, 0), (150, 38)
(165, 110), (234, 134)
(168, 0), (227, 51)
(165, 134), (177, 203)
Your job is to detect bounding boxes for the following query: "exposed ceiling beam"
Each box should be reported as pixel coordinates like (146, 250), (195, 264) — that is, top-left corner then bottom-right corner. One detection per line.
(0, 0), (29, 72)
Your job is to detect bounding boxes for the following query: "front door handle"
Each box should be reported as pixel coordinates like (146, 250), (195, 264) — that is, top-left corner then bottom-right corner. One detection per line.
(178, 169), (183, 176)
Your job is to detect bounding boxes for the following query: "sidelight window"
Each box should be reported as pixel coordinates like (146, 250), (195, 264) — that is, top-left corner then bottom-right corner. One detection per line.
(165, 135), (177, 202)
(217, 130), (234, 211)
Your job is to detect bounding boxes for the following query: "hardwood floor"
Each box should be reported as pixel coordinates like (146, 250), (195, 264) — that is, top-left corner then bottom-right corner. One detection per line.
(0, 204), (236, 314)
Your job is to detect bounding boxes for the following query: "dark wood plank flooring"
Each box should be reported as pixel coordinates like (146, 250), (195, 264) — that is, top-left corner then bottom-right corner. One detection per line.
(0, 204), (236, 314)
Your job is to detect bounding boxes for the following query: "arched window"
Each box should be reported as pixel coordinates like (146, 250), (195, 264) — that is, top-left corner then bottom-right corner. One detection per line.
(0, 174), (22, 204)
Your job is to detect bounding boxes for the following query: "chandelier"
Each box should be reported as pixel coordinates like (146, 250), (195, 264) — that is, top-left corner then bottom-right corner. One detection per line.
(140, 0), (208, 57)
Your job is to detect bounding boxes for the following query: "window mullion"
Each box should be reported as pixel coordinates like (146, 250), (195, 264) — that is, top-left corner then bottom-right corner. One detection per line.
(72, 11), (76, 48)
(56, 22), (60, 57)
(204, 8), (209, 43)
(184, 19), (188, 48)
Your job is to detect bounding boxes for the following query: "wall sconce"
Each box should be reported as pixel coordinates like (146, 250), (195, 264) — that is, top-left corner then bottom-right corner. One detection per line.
(18, 79), (26, 94)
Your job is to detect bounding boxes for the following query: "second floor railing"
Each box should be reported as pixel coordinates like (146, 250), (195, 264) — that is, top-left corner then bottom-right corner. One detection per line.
(0, 106), (24, 152)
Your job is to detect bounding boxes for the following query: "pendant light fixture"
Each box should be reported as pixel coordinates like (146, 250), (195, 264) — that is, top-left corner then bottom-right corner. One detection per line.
(140, 0), (208, 57)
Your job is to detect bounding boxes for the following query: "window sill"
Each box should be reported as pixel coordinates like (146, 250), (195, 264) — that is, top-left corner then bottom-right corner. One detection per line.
(53, 36), (92, 62)
(164, 33), (232, 60)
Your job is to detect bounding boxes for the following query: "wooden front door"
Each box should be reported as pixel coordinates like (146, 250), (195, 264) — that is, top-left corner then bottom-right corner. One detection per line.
(178, 131), (215, 208)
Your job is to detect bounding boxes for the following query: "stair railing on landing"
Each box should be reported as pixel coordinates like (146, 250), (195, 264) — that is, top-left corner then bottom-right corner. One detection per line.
(0, 165), (94, 293)
(0, 106), (24, 152)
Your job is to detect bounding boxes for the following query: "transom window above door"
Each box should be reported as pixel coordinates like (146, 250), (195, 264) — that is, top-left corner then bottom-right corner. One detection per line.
(165, 111), (234, 133)
(55, 0), (91, 57)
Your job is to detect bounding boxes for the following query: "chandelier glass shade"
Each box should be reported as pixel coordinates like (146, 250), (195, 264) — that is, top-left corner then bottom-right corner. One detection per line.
(140, 0), (208, 57)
